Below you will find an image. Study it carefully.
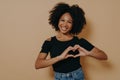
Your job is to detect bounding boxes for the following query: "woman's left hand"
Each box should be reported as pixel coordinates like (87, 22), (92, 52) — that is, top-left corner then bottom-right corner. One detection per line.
(73, 45), (90, 58)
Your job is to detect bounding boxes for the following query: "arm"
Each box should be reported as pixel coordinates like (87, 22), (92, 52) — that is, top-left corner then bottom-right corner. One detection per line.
(88, 47), (108, 60)
(35, 53), (62, 69)
(35, 38), (62, 69)
(35, 46), (74, 69)
(74, 45), (108, 60)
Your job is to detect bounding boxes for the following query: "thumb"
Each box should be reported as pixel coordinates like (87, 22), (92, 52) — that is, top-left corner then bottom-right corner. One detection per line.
(66, 54), (74, 58)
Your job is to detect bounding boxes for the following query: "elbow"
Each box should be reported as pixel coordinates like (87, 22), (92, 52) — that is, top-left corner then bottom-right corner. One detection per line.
(98, 50), (108, 60)
(35, 63), (43, 69)
(35, 65), (39, 69)
(35, 62), (46, 69)
(35, 64), (43, 69)
(35, 64), (39, 69)
(35, 59), (46, 69)
(99, 54), (108, 60)
(103, 55), (108, 60)
(102, 52), (108, 60)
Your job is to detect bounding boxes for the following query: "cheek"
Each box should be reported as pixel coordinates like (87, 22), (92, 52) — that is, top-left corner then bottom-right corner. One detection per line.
(69, 24), (73, 29)
(58, 21), (62, 26)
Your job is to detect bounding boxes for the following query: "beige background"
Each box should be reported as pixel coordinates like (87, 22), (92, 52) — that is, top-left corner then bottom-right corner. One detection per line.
(0, 0), (120, 80)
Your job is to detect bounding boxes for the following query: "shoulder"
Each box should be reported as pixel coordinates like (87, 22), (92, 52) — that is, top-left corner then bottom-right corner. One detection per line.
(46, 37), (52, 41)
(78, 37), (90, 43)
(45, 36), (55, 42)
(75, 36), (85, 41)
(77, 37), (92, 45)
(76, 36), (87, 41)
(77, 37), (94, 51)
(41, 37), (54, 47)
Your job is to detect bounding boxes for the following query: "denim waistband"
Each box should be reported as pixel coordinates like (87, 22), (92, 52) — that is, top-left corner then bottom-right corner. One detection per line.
(54, 67), (84, 79)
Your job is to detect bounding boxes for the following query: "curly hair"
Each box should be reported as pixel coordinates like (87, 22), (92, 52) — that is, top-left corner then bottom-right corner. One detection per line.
(48, 2), (86, 35)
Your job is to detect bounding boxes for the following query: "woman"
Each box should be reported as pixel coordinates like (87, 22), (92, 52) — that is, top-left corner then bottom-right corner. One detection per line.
(35, 2), (107, 80)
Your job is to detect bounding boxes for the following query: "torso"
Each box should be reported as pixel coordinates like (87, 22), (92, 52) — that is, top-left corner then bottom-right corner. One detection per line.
(49, 36), (81, 73)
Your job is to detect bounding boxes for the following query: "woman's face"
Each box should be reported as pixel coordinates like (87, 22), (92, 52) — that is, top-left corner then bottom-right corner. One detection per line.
(58, 12), (73, 34)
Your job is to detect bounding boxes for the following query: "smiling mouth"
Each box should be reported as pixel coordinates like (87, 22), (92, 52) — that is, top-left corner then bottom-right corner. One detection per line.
(61, 27), (68, 31)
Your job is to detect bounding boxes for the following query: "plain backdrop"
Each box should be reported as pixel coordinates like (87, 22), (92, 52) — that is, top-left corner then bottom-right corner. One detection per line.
(0, 0), (120, 80)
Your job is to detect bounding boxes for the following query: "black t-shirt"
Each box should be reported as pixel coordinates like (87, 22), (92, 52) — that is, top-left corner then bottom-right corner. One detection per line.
(40, 36), (94, 73)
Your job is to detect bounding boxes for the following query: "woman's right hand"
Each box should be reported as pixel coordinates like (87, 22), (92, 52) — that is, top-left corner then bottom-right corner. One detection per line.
(59, 46), (75, 59)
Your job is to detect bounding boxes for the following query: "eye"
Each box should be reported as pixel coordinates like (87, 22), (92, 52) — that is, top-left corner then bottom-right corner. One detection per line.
(60, 19), (65, 22)
(68, 21), (72, 24)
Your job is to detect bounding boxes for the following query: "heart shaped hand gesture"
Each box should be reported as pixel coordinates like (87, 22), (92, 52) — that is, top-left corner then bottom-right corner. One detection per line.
(59, 45), (90, 59)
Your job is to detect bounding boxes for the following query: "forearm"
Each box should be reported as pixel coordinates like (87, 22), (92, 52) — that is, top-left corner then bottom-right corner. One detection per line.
(35, 56), (62, 69)
(35, 46), (73, 69)
(88, 47), (108, 60)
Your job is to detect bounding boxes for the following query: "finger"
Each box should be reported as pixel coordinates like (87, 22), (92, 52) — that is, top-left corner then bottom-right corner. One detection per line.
(66, 54), (74, 58)
(68, 46), (76, 52)
(63, 46), (73, 54)
(73, 54), (80, 58)
(78, 46), (87, 51)
(67, 46), (74, 51)
(74, 44), (79, 49)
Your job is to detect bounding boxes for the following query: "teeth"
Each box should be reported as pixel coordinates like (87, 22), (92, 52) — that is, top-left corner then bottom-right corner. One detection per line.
(61, 27), (67, 31)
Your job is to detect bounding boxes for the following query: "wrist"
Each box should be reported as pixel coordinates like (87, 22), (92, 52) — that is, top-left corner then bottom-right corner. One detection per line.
(87, 52), (92, 56)
(57, 55), (63, 61)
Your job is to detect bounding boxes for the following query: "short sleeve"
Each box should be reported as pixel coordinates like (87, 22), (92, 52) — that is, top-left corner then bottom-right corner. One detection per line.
(79, 38), (94, 51)
(40, 40), (52, 54)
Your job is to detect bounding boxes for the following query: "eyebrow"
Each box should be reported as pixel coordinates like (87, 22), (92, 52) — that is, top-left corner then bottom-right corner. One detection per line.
(60, 18), (73, 21)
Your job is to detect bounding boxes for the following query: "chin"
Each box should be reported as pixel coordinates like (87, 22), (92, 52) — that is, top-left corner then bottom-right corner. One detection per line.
(60, 31), (68, 34)
(60, 30), (70, 33)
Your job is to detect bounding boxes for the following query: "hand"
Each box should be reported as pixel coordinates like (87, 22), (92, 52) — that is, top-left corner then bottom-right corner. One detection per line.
(59, 46), (75, 59)
(73, 45), (91, 58)
(59, 45), (91, 60)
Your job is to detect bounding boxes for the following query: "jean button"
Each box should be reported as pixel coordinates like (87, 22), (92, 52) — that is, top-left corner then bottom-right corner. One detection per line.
(66, 74), (70, 77)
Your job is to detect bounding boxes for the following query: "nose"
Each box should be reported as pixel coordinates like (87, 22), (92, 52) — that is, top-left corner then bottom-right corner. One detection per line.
(62, 22), (67, 27)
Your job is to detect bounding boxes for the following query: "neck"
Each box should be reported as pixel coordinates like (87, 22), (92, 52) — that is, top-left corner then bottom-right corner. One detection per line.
(56, 32), (74, 41)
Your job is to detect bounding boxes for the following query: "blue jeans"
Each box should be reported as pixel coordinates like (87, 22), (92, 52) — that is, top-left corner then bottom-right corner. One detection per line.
(54, 68), (84, 80)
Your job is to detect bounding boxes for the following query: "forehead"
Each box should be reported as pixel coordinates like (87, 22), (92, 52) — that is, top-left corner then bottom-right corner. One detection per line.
(60, 12), (73, 20)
